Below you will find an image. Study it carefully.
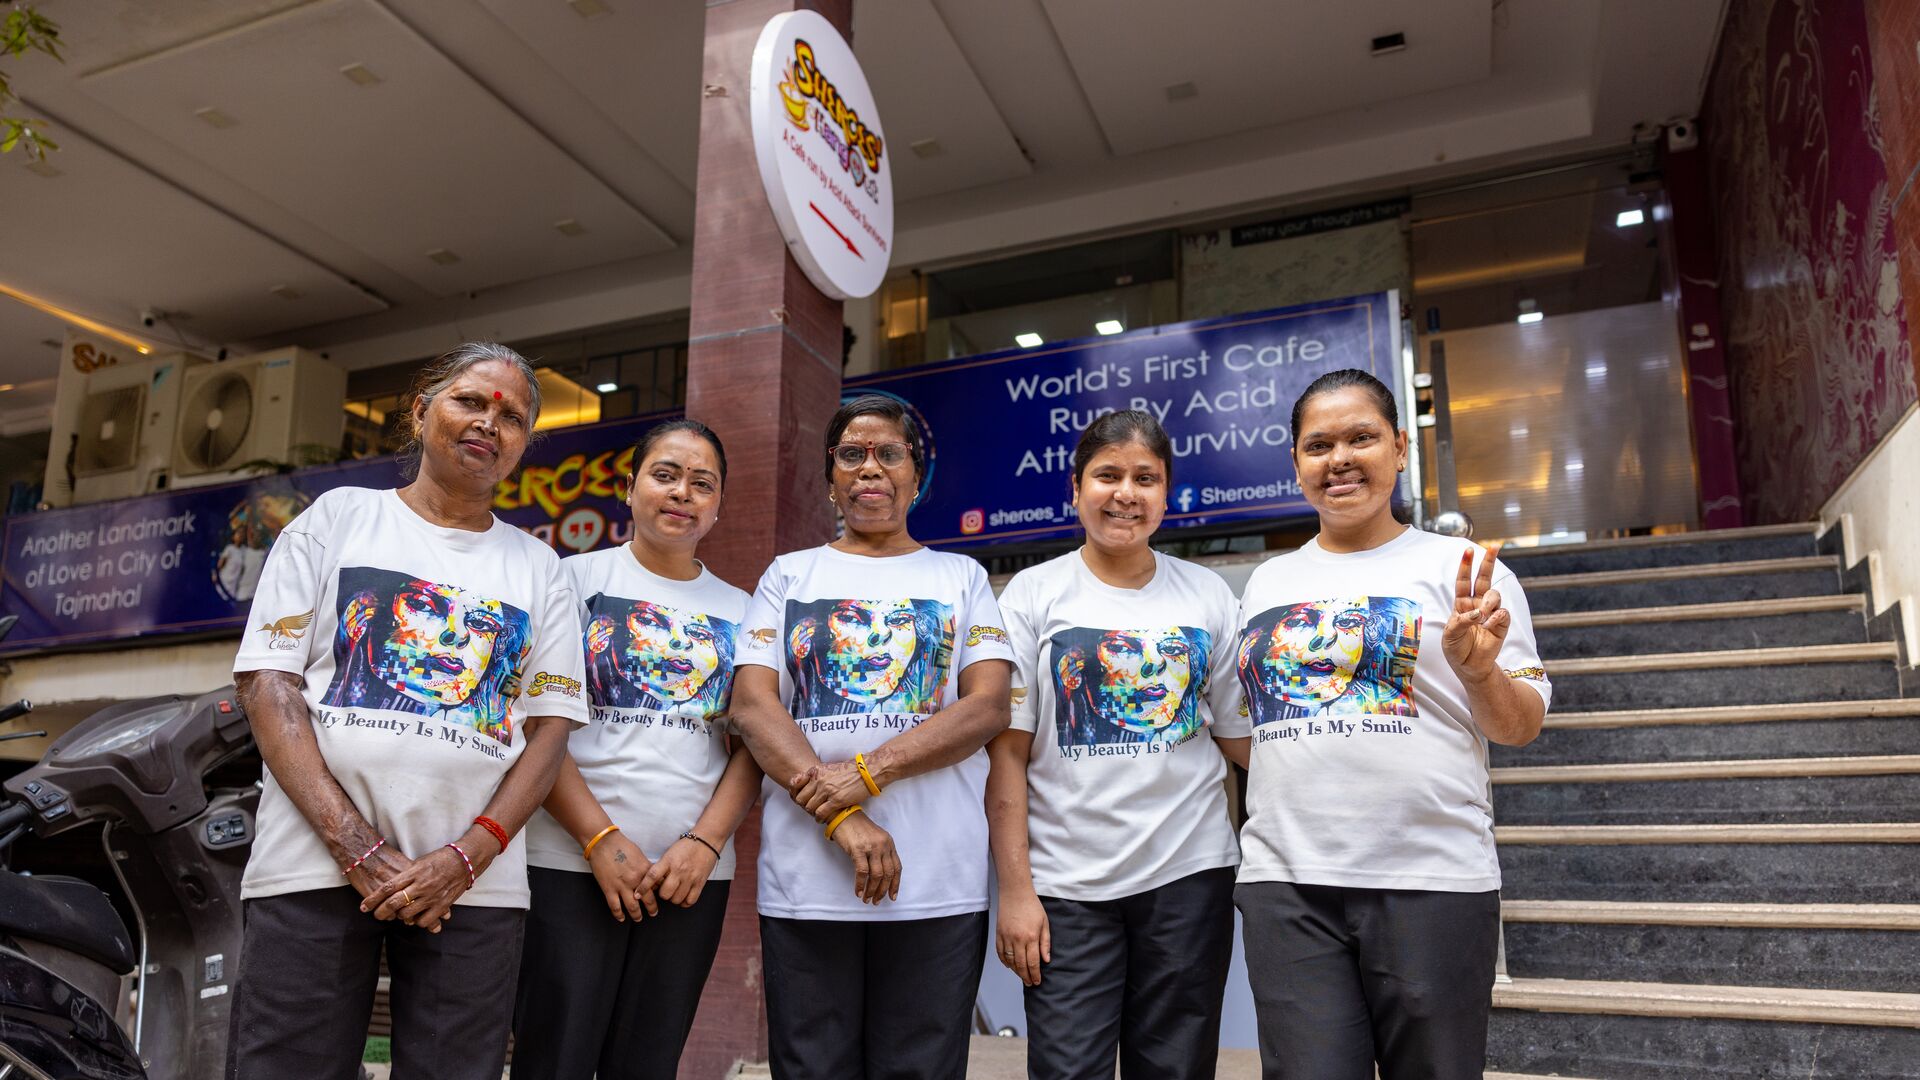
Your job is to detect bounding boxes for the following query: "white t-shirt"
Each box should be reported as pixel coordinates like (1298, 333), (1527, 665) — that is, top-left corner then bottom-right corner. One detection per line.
(1000, 550), (1248, 902)
(736, 545), (1015, 921)
(1234, 527), (1552, 893)
(524, 547), (749, 879)
(232, 487), (588, 908)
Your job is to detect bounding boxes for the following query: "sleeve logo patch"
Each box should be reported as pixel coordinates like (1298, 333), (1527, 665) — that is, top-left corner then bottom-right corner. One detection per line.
(745, 627), (779, 647)
(1504, 665), (1547, 681)
(1009, 687), (1028, 705)
(966, 625), (1009, 647)
(258, 609), (315, 651)
(527, 672), (582, 698)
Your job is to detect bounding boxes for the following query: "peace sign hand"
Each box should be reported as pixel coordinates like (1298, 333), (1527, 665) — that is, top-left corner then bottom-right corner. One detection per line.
(1441, 544), (1509, 684)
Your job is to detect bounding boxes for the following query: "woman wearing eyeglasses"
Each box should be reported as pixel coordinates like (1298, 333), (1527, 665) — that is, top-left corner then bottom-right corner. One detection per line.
(730, 394), (1016, 1079)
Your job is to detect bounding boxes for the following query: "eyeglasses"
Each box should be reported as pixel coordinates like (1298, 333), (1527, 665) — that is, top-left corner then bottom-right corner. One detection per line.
(828, 441), (913, 470)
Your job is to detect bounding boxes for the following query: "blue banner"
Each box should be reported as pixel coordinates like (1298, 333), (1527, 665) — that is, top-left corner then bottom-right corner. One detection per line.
(847, 292), (1404, 547)
(0, 413), (674, 657)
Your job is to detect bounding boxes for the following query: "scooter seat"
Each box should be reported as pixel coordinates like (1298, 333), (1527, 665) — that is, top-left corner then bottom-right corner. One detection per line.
(0, 873), (136, 975)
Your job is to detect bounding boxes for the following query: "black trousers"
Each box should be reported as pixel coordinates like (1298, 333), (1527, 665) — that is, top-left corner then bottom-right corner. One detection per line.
(760, 911), (988, 1080)
(1024, 867), (1235, 1080)
(1235, 881), (1500, 1080)
(510, 867), (731, 1079)
(227, 886), (524, 1080)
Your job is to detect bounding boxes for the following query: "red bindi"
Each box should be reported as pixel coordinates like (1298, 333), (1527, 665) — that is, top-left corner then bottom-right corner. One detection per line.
(492, 390), (502, 400)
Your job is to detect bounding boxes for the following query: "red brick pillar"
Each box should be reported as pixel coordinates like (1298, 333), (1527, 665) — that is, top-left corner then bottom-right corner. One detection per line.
(679, 1), (850, 1075)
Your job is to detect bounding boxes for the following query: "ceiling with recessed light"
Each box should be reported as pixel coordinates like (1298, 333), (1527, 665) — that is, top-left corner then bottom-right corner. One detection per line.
(0, 0), (1726, 419)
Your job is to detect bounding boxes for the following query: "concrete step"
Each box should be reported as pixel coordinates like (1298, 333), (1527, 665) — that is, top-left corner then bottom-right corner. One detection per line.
(1491, 756), (1920, 826)
(1497, 824), (1919, 903)
(1532, 595), (1867, 659)
(1489, 978), (1920, 1079)
(1522, 557), (1840, 614)
(1503, 908), (1920, 992)
(1546, 650), (1899, 711)
(1491, 699), (1920, 767)
(1497, 524), (1819, 577)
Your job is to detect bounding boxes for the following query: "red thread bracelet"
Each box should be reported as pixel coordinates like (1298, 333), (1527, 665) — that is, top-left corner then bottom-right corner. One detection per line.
(446, 842), (475, 888)
(343, 837), (385, 876)
(474, 815), (510, 851)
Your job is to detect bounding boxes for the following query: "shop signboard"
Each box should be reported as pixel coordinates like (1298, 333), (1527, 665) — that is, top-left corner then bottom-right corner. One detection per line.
(0, 414), (673, 657)
(749, 9), (893, 299)
(847, 291), (1405, 548)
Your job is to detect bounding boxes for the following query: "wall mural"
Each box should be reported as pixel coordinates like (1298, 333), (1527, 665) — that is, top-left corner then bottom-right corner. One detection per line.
(1704, 0), (1916, 523)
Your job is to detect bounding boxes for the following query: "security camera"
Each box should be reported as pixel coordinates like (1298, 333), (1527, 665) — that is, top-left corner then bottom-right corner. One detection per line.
(140, 307), (160, 328)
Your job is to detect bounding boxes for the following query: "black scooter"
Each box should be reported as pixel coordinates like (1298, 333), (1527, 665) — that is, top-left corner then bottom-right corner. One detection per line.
(0, 682), (258, 1080)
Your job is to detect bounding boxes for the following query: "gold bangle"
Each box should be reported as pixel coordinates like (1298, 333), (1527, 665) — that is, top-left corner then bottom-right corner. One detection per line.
(824, 805), (863, 841)
(582, 824), (620, 861)
(854, 752), (882, 797)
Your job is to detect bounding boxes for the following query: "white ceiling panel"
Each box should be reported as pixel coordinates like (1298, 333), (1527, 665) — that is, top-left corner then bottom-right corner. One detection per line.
(471, 0), (705, 191)
(76, 0), (675, 299)
(43, 0), (310, 71)
(0, 134), (386, 345)
(1040, 0), (1491, 156)
(853, 0), (1033, 201)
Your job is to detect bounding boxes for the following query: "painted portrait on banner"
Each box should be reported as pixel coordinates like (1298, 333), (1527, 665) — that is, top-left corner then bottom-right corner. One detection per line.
(321, 567), (533, 744)
(785, 597), (954, 717)
(584, 595), (736, 721)
(1239, 596), (1420, 725)
(1050, 626), (1213, 747)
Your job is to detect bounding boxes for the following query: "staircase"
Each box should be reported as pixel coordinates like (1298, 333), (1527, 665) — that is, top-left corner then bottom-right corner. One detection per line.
(1484, 523), (1920, 1079)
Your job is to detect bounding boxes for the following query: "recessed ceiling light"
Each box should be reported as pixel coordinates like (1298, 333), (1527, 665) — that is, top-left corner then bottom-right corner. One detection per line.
(268, 284), (302, 301)
(1517, 311), (1544, 324)
(194, 107), (237, 129)
(1370, 32), (1408, 56)
(1015, 332), (1044, 348)
(554, 218), (587, 237)
(1164, 81), (1198, 103)
(910, 138), (943, 159)
(1552, 526), (1569, 538)
(1565, 458), (1585, 473)
(1505, 502), (1521, 515)
(426, 248), (461, 265)
(0, 383), (14, 392)
(340, 63), (382, 87)
(595, 382), (619, 393)
(1585, 359), (1607, 378)
(1095, 320), (1124, 336)
(568, 0), (612, 17)
(25, 160), (59, 178)
(1616, 208), (1646, 227)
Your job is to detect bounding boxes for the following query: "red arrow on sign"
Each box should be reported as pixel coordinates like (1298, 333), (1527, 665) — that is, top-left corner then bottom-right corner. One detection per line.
(809, 202), (864, 260)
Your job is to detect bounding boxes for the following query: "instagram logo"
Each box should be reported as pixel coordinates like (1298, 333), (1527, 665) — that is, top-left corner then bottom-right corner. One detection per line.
(960, 508), (985, 535)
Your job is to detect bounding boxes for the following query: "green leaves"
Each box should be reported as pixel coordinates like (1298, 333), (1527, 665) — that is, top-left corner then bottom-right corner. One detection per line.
(0, 4), (63, 161)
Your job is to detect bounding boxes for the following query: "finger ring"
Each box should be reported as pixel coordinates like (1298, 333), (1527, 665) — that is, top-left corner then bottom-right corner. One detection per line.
(402, 890), (413, 906)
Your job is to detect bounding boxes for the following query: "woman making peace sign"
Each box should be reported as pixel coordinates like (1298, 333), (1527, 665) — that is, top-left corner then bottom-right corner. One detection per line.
(1231, 369), (1552, 1080)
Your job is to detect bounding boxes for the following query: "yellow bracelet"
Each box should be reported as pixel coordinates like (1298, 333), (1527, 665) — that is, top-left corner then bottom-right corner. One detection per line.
(824, 805), (864, 841)
(854, 752), (882, 797)
(582, 824), (620, 861)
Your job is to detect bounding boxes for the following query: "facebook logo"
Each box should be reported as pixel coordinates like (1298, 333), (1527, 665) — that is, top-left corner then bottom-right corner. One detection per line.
(1174, 484), (1198, 513)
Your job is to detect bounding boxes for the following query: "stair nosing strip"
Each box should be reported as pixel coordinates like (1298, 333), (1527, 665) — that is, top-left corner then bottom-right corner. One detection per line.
(1499, 900), (1920, 930)
(1498, 522), (1821, 559)
(1492, 976), (1920, 1028)
(1521, 555), (1836, 590)
(1548, 641), (1897, 675)
(1542, 698), (1920, 729)
(1496, 822), (1920, 844)
(1532, 594), (1864, 629)
(1492, 753), (1920, 785)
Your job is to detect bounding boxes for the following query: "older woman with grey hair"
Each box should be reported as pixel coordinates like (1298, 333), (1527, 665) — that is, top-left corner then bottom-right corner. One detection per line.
(227, 343), (588, 1077)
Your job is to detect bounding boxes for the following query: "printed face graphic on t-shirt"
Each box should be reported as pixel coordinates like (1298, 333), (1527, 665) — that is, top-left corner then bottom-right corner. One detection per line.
(786, 597), (954, 716)
(1052, 625), (1212, 746)
(584, 595), (736, 719)
(322, 567), (532, 743)
(1239, 596), (1419, 724)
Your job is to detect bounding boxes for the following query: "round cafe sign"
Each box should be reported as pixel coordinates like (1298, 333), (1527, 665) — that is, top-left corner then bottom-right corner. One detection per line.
(749, 10), (894, 300)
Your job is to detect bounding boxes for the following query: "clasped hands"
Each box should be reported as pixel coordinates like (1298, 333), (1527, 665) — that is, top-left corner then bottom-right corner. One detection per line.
(790, 759), (900, 905)
(348, 837), (485, 934)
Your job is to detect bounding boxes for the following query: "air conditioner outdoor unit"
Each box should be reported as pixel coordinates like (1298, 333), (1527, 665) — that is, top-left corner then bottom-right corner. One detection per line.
(43, 347), (203, 507)
(169, 347), (347, 488)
